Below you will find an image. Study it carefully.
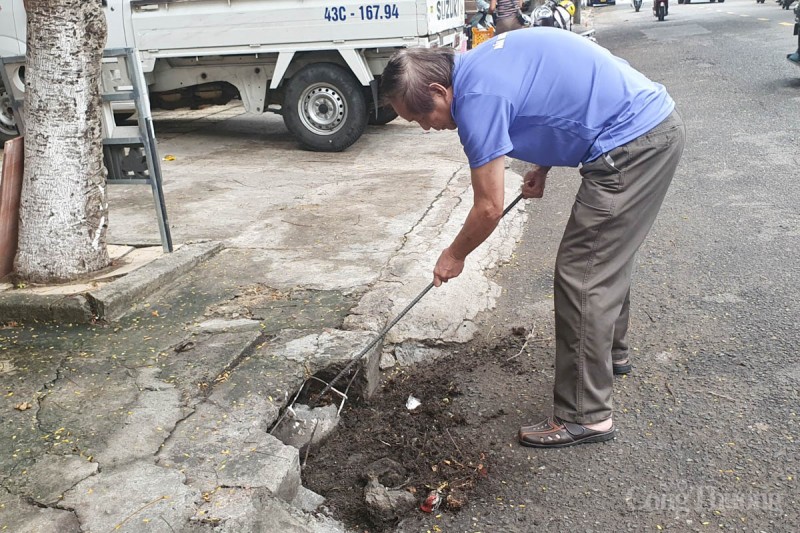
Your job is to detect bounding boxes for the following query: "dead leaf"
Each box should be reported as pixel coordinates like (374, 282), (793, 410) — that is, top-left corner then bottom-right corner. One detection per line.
(14, 402), (32, 411)
(174, 340), (195, 353)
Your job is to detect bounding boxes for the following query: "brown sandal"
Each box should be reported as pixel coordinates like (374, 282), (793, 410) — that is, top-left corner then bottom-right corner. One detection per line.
(518, 417), (616, 448)
(613, 360), (632, 375)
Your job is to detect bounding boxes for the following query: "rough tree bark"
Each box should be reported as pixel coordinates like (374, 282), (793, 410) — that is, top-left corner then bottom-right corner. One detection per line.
(14, 0), (110, 283)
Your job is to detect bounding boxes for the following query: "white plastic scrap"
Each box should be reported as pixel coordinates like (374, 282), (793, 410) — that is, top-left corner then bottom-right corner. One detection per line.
(406, 395), (421, 411)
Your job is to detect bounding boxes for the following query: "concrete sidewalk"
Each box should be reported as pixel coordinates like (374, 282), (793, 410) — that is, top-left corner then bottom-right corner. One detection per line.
(0, 106), (527, 532)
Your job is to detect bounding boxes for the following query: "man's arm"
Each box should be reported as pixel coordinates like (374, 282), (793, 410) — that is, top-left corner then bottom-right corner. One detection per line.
(433, 155), (507, 287)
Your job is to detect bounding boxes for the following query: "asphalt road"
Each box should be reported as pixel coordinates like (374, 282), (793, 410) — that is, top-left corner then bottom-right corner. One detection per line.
(394, 1), (800, 531)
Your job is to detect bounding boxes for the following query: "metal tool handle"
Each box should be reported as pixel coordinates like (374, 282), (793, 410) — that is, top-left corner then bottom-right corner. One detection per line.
(310, 193), (525, 407)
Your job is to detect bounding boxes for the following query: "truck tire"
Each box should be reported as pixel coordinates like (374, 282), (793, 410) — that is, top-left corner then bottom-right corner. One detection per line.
(0, 80), (20, 142)
(283, 63), (367, 152)
(368, 105), (398, 126)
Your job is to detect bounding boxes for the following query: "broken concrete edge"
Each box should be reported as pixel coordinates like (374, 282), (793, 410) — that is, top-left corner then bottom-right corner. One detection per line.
(0, 241), (223, 324)
(88, 241), (224, 321)
(0, 293), (94, 324)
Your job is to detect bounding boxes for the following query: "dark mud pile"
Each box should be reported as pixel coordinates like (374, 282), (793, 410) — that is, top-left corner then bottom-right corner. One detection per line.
(302, 329), (536, 531)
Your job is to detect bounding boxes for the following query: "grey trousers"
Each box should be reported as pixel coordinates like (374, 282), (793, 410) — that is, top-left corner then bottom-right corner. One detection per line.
(552, 110), (686, 424)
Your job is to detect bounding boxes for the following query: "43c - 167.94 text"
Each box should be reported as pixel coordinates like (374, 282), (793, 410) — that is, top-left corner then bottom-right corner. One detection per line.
(324, 4), (401, 22)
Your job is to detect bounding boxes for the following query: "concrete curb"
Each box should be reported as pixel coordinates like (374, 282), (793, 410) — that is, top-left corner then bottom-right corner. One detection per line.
(0, 241), (223, 323)
(87, 241), (223, 321)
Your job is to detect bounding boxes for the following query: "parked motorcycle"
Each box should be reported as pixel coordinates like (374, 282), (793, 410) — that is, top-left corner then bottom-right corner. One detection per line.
(631, 0), (643, 11)
(531, 0), (576, 31)
(653, 0), (668, 21)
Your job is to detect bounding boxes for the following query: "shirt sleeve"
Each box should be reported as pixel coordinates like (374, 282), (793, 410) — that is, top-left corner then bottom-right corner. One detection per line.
(453, 93), (515, 169)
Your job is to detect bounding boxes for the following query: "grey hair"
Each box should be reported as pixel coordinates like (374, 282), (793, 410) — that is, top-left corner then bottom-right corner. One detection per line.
(380, 47), (456, 114)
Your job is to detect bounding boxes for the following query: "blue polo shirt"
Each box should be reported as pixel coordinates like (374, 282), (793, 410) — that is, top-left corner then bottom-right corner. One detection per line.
(452, 28), (675, 168)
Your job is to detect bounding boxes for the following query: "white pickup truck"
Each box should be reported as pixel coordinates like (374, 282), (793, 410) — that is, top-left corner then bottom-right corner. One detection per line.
(0, 0), (464, 151)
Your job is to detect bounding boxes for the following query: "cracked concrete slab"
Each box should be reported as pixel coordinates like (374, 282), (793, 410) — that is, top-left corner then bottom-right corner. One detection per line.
(34, 358), (142, 463)
(205, 334), (307, 428)
(0, 491), (80, 532)
(205, 328), (383, 427)
(157, 401), (301, 499)
(160, 330), (264, 407)
(60, 462), (198, 533)
(94, 367), (186, 468)
(278, 328), (383, 397)
(194, 488), (349, 533)
(18, 454), (98, 506)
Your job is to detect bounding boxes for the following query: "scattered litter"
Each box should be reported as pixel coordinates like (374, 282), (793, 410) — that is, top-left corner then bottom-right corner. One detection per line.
(406, 395), (421, 411)
(163, 155), (176, 161)
(14, 402), (32, 411)
(446, 490), (467, 510)
(419, 490), (441, 513)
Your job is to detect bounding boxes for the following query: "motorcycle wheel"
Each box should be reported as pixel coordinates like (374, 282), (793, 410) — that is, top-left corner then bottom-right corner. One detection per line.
(635, 3), (641, 9)
(657, 4), (665, 19)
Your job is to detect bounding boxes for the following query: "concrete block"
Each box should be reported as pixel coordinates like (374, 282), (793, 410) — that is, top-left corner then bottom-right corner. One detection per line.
(278, 328), (383, 398)
(291, 486), (326, 513)
(157, 402), (301, 501)
(215, 492), (348, 533)
(270, 403), (339, 451)
(393, 342), (444, 367)
(0, 241), (222, 324)
(0, 293), (93, 323)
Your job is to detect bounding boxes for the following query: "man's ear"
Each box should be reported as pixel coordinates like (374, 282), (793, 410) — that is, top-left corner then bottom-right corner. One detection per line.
(429, 83), (449, 98)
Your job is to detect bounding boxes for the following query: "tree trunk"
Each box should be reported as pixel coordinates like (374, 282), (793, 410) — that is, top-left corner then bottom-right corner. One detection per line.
(14, 0), (110, 284)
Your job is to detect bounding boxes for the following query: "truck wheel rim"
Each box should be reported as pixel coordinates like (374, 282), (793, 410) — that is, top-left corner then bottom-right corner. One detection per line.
(0, 88), (16, 136)
(298, 83), (347, 136)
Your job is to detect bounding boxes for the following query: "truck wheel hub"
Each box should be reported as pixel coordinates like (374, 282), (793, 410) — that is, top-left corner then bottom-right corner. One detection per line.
(299, 83), (346, 135)
(0, 89), (16, 135)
